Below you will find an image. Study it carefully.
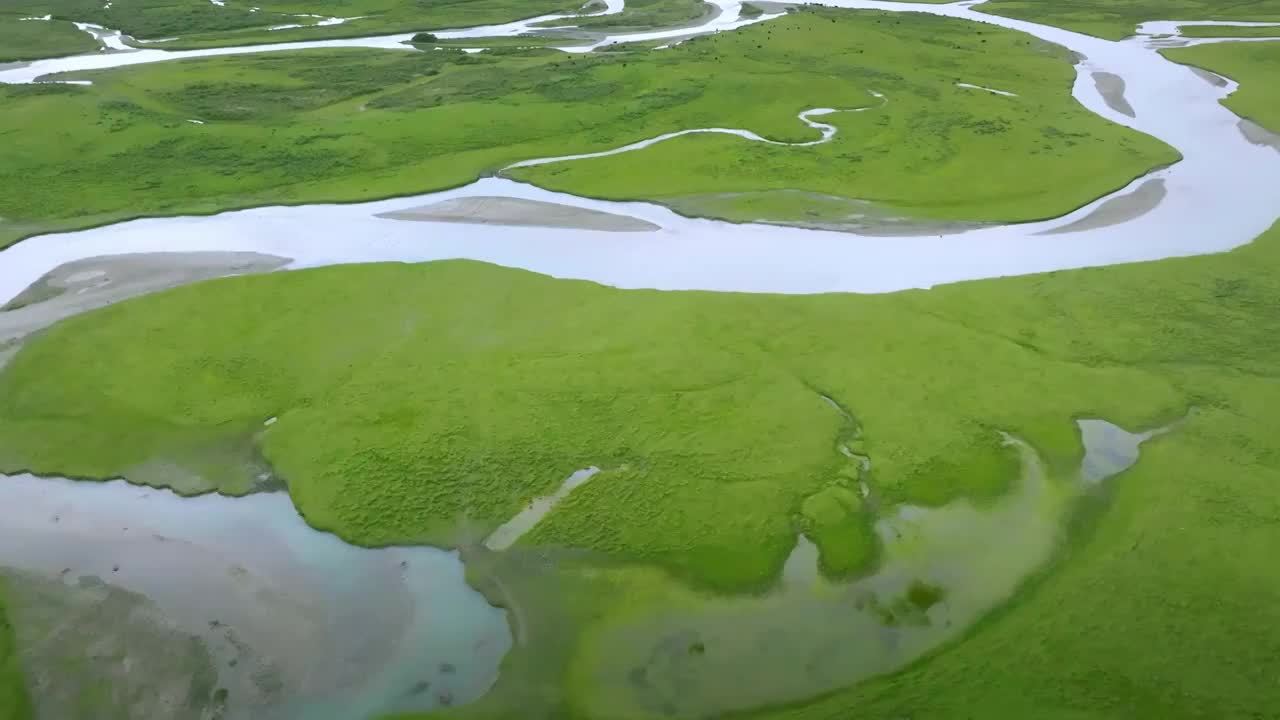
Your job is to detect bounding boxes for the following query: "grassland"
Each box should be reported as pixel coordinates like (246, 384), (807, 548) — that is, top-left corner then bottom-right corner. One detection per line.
(425, 219), (1280, 720)
(5, 216), (1276, 719)
(977, 0), (1280, 40)
(0, 8), (1176, 250)
(508, 10), (1179, 223)
(0, 581), (29, 720)
(0, 0), (581, 49)
(1179, 24), (1280, 37)
(1161, 41), (1280, 129)
(0, 15), (98, 62)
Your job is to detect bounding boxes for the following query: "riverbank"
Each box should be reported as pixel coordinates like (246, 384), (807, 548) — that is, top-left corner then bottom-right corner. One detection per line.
(0, 9), (1177, 249)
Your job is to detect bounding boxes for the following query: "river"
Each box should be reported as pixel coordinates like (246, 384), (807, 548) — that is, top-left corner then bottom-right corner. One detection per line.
(0, 1), (1273, 717)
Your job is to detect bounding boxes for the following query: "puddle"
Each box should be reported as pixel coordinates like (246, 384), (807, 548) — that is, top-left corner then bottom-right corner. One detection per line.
(572, 416), (1180, 717)
(1078, 416), (1179, 483)
(484, 467), (602, 550)
(0, 473), (512, 720)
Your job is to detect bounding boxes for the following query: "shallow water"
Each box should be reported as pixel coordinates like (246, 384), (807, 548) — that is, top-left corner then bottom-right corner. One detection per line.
(575, 419), (1169, 717)
(1078, 415), (1179, 483)
(0, 474), (512, 719)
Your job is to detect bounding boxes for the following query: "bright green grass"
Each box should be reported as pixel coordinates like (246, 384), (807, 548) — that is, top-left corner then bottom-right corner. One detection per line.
(0, 581), (30, 720)
(508, 10), (1180, 222)
(0, 9), (1175, 250)
(3, 193), (1279, 720)
(0, 0), (580, 46)
(0, 223), (1221, 596)
(1179, 23), (1280, 37)
(977, 0), (1280, 40)
(0, 14), (98, 62)
(403, 220), (1280, 720)
(1162, 40), (1280, 129)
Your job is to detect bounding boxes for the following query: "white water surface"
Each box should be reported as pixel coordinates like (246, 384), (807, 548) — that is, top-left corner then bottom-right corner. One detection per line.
(0, 1), (1278, 299)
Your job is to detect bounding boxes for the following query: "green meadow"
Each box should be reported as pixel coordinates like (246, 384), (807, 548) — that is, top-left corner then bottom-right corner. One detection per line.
(0, 8), (1175, 249)
(0, 15), (98, 63)
(0, 0), (580, 50)
(1179, 24), (1280, 37)
(977, 0), (1280, 40)
(0, 582), (29, 720)
(3, 206), (1280, 717)
(1162, 40), (1280, 129)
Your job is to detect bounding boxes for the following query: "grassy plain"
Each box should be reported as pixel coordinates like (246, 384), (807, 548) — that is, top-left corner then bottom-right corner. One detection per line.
(0, 15), (98, 62)
(1161, 40), (1280, 129)
(416, 220), (1280, 720)
(0, 9), (1176, 249)
(0, 0), (580, 49)
(977, 0), (1280, 40)
(0, 581), (29, 720)
(1179, 24), (1280, 37)
(6, 217), (1275, 718)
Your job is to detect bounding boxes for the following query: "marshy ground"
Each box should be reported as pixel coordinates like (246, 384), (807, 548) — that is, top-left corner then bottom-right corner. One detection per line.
(1, 0), (1279, 719)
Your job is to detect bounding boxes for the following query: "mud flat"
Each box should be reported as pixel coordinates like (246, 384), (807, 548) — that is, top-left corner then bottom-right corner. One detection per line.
(0, 252), (288, 369)
(1092, 71), (1135, 117)
(0, 473), (511, 720)
(1191, 66), (1228, 87)
(1240, 118), (1280, 152)
(377, 197), (660, 232)
(1040, 178), (1166, 235)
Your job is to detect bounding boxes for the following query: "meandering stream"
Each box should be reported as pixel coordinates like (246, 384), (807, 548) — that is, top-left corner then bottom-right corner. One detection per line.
(0, 0), (1273, 716)
(1, 2), (1278, 296)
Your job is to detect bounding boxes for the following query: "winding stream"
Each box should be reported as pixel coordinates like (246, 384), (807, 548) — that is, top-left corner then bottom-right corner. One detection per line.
(1, 3), (1278, 296)
(0, 1), (1273, 717)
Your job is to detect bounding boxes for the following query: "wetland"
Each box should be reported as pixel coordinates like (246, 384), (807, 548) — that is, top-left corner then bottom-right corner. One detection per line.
(1, 1), (1279, 719)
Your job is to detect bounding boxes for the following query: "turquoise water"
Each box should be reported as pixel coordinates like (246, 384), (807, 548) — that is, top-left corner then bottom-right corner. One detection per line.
(0, 473), (511, 719)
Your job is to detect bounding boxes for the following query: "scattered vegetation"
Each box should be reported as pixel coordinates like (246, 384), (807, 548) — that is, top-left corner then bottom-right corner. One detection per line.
(1161, 40), (1280, 130)
(0, 9), (1175, 249)
(977, 0), (1280, 40)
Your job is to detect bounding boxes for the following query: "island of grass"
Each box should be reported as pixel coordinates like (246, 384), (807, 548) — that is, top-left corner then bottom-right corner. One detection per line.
(0, 13), (98, 63)
(1161, 40), (1280, 130)
(1178, 24), (1280, 38)
(976, 0), (1280, 40)
(0, 8), (1176, 248)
